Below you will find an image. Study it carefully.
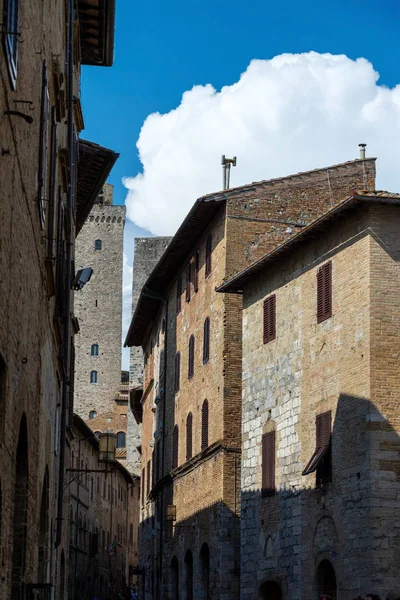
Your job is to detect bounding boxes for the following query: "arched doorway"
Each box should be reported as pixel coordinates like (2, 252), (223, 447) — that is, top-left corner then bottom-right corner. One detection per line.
(11, 414), (29, 600)
(59, 550), (65, 599)
(259, 580), (283, 600)
(184, 550), (193, 600)
(199, 543), (210, 600)
(316, 559), (337, 599)
(38, 468), (50, 582)
(170, 556), (179, 600)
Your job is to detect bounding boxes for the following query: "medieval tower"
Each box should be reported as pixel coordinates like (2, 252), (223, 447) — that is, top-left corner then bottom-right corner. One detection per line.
(74, 184), (126, 420)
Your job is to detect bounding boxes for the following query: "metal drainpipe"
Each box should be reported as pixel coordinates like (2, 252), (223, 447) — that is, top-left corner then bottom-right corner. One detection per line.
(158, 296), (169, 596)
(55, 0), (74, 549)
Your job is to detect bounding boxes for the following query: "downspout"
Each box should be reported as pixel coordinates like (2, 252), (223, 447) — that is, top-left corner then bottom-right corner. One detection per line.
(158, 296), (168, 596)
(55, 0), (74, 548)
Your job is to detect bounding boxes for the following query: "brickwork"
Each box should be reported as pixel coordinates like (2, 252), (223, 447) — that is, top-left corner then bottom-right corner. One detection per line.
(74, 187), (126, 419)
(128, 158), (378, 600)
(237, 201), (400, 599)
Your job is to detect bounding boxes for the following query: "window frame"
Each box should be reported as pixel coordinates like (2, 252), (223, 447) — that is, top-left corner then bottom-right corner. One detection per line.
(3, 0), (20, 88)
(201, 400), (209, 451)
(116, 431), (126, 448)
(95, 239), (102, 251)
(263, 294), (276, 344)
(188, 335), (195, 379)
(174, 352), (181, 393)
(91, 343), (99, 357)
(317, 261), (332, 323)
(205, 234), (212, 278)
(176, 277), (182, 315)
(88, 410), (97, 420)
(302, 411), (332, 484)
(186, 413), (193, 461)
(90, 370), (98, 384)
(203, 317), (210, 364)
(172, 425), (179, 469)
(261, 430), (276, 496)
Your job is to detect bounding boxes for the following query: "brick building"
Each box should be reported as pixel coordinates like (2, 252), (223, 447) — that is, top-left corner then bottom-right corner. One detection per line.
(125, 157), (375, 599)
(219, 192), (400, 599)
(0, 0), (117, 598)
(67, 414), (139, 599)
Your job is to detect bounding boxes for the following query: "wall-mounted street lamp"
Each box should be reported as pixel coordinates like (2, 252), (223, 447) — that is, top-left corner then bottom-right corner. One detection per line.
(165, 505), (194, 529)
(65, 433), (117, 489)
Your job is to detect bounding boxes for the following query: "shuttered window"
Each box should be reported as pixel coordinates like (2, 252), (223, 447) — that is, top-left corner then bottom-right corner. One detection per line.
(203, 318), (210, 364)
(172, 425), (179, 469)
(186, 263), (191, 302)
(176, 277), (182, 315)
(261, 431), (276, 496)
(141, 468), (145, 506)
(205, 235), (212, 278)
(194, 249), (200, 292)
(302, 411), (332, 483)
(201, 400), (209, 450)
(263, 295), (276, 344)
(188, 335), (195, 379)
(146, 460), (151, 496)
(186, 413), (193, 461)
(38, 61), (50, 227)
(174, 352), (181, 393)
(317, 262), (332, 323)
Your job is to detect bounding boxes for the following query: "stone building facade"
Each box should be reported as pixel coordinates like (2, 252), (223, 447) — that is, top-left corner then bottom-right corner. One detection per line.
(125, 157), (375, 599)
(67, 414), (138, 599)
(75, 184), (126, 419)
(127, 237), (171, 476)
(219, 192), (400, 600)
(0, 0), (117, 597)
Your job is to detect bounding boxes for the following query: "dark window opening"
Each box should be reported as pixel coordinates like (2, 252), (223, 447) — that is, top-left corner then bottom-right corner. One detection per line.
(88, 411), (97, 420)
(184, 550), (193, 600)
(95, 239), (102, 250)
(176, 277), (182, 315)
(188, 335), (195, 379)
(302, 411), (332, 484)
(117, 431), (126, 448)
(3, 0), (20, 87)
(186, 262), (192, 302)
(90, 371), (98, 384)
(262, 430), (276, 496)
(170, 557), (179, 600)
(174, 352), (181, 393)
(199, 544), (210, 600)
(201, 400), (209, 451)
(91, 343), (99, 356)
(316, 559), (337, 600)
(194, 249), (200, 292)
(263, 295), (276, 344)
(203, 317), (210, 364)
(317, 261), (332, 323)
(186, 413), (193, 461)
(259, 581), (283, 600)
(172, 425), (179, 469)
(205, 235), (212, 278)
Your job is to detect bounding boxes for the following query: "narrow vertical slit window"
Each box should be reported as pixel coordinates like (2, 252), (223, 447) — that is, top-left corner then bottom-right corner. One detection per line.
(3, 0), (20, 87)
(90, 371), (98, 384)
(201, 400), (209, 450)
(186, 413), (193, 461)
(94, 239), (102, 250)
(205, 235), (212, 278)
(261, 430), (276, 496)
(186, 263), (192, 302)
(174, 352), (181, 393)
(194, 249), (200, 292)
(203, 317), (210, 364)
(263, 295), (276, 344)
(91, 344), (99, 356)
(172, 425), (179, 469)
(188, 335), (195, 379)
(317, 261), (332, 323)
(176, 277), (182, 315)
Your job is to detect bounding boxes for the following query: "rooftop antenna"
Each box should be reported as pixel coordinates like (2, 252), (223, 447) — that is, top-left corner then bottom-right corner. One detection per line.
(221, 155), (237, 190)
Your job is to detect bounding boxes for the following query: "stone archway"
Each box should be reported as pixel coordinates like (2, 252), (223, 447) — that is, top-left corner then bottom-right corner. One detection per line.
(259, 580), (283, 600)
(184, 550), (193, 600)
(11, 414), (29, 600)
(199, 543), (210, 600)
(316, 559), (337, 600)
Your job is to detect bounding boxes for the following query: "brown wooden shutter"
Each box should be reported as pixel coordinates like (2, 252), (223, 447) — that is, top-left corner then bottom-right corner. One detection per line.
(205, 235), (212, 277)
(263, 295), (276, 344)
(141, 468), (145, 505)
(38, 60), (49, 226)
(172, 425), (179, 469)
(203, 317), (210, 364)
(186, 263), (191, 302)
(176, 277), (182, 314)
(201, 400), (209, 450)
(175, 352), (180, 393)
(317, 262), (332, 323)
(188, 335), (195, 379)
(262, 430), (275, 495)
(146, 460), (151, 496)
(186, 413), (193, 461)
(316, 411), (331, 449)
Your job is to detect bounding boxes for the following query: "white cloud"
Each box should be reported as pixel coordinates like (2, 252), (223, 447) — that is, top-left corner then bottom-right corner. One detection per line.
(123, 52), (400, 235)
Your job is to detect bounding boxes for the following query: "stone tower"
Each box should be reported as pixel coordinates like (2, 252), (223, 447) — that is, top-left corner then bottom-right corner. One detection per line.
(74, 184), (126, 419)
(126, 237), (171, 474)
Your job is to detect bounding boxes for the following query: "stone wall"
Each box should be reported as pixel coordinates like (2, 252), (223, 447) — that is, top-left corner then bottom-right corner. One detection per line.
(74, 188), (125, 419)
(239, 203), (400, 599)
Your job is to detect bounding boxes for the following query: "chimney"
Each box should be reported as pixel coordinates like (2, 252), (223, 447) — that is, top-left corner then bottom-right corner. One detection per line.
(358, 143), (366, 160)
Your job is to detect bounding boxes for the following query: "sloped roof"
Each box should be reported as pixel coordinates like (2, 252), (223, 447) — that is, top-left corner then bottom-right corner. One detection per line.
(78, 0), (116, 67)
(217, 192), (400, 294)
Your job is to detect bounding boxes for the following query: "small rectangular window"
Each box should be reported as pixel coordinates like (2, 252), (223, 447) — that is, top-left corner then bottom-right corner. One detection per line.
(263, 295), (276, 344)
(302, 411), (332, 484)
(317, 261), (332, 323)
(262, 431), (275, 496)
(3, 0), (20, 87)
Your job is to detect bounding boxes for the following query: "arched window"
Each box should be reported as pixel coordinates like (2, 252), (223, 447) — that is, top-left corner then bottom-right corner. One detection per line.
(95, 239), (102, 250)
(89, 410), (97, 420)
(117, 431), (126, 448)
(11, 415), (29, 597)
(188, 335), (195, 379)
(172, 425), (179, 469)
(259, 581), (282, 600)
(316, 559), (337, 599)
(186, 413), (193, 461)
(203, 317), (210, 364)
(90, 370), (98, 384)
(184, 550), (193, 600)
(201, 400), (209, 450)
(91, 344), (99, 356)
(174, 352), (180, 393)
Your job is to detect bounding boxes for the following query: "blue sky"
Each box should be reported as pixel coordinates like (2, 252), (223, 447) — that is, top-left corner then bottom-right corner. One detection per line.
(79, 0), (400, 366)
